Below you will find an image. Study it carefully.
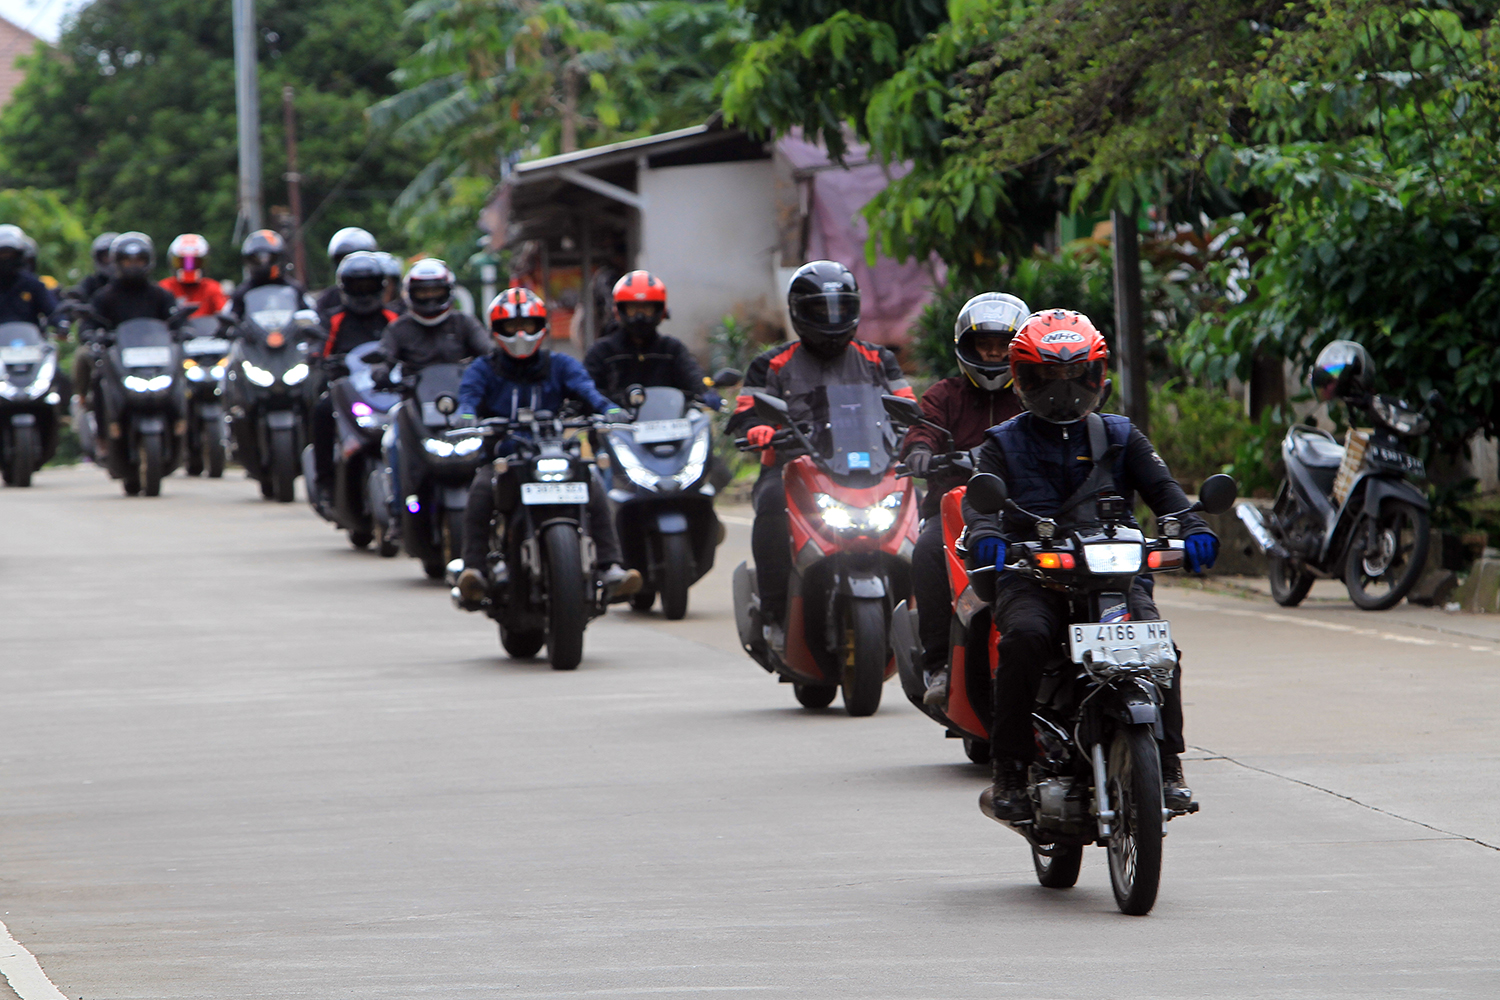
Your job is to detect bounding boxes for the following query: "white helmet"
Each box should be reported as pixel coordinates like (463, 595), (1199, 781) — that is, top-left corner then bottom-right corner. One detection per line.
(402, 258), (455, 326)
(327, 227), (377, 265)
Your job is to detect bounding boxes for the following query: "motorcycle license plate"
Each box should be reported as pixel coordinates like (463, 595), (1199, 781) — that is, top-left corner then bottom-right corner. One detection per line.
(184, 336), (230, 355)
(521, 481), (589, 505)
(1068, 620), (1173, 666)
(633, 418), (691, 444)
(121, 345), (172, 367)
(0, 345), (43, 364)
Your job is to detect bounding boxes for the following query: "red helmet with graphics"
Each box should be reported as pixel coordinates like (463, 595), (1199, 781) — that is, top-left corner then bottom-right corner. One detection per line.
(1009, 309), (1110, 424)
(169, 233), (210, 283)
(488, 287), (548, 359)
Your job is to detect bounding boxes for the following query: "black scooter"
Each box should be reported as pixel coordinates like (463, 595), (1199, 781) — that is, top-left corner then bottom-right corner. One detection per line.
(1240, 393), (1433, 610)
(90, 310), (193, 496)
(0, 321), (62, 486)
(599, 374), (739, 619)
(224, 284), (318, 502)
(179, 315), (232, 478)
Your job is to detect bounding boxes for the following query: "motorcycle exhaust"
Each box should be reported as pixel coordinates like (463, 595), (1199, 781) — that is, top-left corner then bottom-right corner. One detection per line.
(1235, 502), (1284, 557)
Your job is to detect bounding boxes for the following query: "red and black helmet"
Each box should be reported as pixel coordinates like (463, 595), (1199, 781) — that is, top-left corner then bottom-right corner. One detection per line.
(612, 269), (667, 331)
(1009, 309), (1110, 424)
(488, 286), (548, 359)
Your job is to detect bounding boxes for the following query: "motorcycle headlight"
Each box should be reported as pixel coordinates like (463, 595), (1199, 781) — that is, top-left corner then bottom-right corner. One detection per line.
(283, 363), (310, 386)
(184, 362), (208, 382)
(814, 491), (904, 535)
(1082, 542), (1143, 574)
(211, 363), (226, 379)
(423, 437), (456, 458)
(671, 428), (712, 489)
(124, 374), (173, 393)
(242, 361), (276, 388)
(612, 440), (660, 491)
(536, 457), (572, 482)
(2, 355), (55, 400)
(453, 435), (485, 457)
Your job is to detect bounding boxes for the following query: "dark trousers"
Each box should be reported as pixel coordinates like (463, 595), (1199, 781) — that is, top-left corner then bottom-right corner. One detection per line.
(311, 393), (336, 490)
(750, 469), (790, 621)
(991, 577), (1185, 762)
(461, 466), (622, 571)
(912, 515), (951, 671)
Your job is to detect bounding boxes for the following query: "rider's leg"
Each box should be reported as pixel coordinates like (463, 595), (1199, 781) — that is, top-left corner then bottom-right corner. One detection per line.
(987, 580), (1067, 820)
(912, 515), (952, 702)
(587, 473), (641, 596)
(750, 468), (789, 622)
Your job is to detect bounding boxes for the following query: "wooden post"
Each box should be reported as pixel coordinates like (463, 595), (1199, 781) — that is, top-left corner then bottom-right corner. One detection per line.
(282, 86), (308, 284)
(1111, 207), (1148, 436)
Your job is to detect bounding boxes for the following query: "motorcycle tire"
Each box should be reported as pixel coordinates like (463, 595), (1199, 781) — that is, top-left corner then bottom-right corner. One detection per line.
(6, 423), (36, 487)
(204, 421), (225, 478)
(628, 588), (656, 612)
(840, 597), (887, 717)
(348, 531), (373, 550)
(269, 427), (297, 503)
(1267, 555), (1315, 607)
(369, 467), (399, 557)
(186, 428), (203, 476)
(499, 625), (546, 659)
(962, 737), (991, 766)
(1106, 724), (1164, 915)
(140, 432), (163, 497)
(658, 533), (692, 620)
(793, 683), (837, 709)
(1032, 840), (1084, 889)
(441, 508), (465, 569)
(1345, 501), (1430, 611)
(543, 523), (587, 671)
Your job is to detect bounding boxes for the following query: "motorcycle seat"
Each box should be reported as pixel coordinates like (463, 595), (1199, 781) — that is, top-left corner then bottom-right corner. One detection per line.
(1289, 429), (1344, 469)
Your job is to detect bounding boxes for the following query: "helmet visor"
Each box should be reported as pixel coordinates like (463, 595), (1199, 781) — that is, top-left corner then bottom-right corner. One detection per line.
(1014, 360), (1106, 424)
(409, 280), (452, 315)
(618, 301), (663, 324)
(496, 317), (545, 337)
(341, 276), (383, 299)
(792, 290), (860, 328)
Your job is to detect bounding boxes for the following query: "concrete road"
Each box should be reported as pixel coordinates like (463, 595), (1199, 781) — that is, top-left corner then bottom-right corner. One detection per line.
(3, 466), (1498, 999)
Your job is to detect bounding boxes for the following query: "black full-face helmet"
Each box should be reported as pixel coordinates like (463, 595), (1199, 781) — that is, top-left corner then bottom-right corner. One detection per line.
(954, 292), (1029, 391)
(1310, 340), (1375, 403)
(91, 232), (119, 272)
(336, 251), (386, 315)
(109, 231), (156, 283)
(787, 260), (860, 359)
(241, 229), (287, 283)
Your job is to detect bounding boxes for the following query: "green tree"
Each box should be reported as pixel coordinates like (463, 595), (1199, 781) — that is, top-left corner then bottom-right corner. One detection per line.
(371, 0), (746, 259)
(0, 0), (429, 289)
(0, 187), (96, 284)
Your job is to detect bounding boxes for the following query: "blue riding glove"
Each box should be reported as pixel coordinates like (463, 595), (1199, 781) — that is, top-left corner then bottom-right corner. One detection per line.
(1184, 532), (1219, 573)
(970, 536), (1006, 572)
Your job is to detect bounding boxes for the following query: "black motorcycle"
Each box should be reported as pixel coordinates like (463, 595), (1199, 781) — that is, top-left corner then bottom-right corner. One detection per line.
(391, 361), (489, 579)
(92, 314), (190, 496)
(179, 315), (232, 478)
(965, 471), (1238, 915)
(449, 409), (612, 671)
(224, 284), (318, 502)
(0, 321), (62, 486)
(1240, 395), (1433, 611)
(600, 376), (738, 619)
(301, 340), (401, 550)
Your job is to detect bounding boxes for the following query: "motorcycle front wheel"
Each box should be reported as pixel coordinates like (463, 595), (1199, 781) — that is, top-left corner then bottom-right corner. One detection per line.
(5, 422), (36, 487)
(544, 523), (587, 671)
(269, 426), (297, 503)
(840, 597), (887, 717)
(658, 532), (692, 620)
(1268, 554), (1315, 607)
(140, 432), (164, 497)
(1106, 724), (1163, 915)
(204, 418), (225, 478)
(1345, 501), (1429, 610)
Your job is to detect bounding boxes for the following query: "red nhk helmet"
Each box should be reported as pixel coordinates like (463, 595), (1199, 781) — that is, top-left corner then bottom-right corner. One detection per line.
(488, 287), (548, 359)
(1009, 310), (1110, 424)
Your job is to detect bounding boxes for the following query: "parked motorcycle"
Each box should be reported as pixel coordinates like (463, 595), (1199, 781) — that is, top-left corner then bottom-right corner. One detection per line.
(600, 374), (739, 619)
(301, 340), (401, 550)
(91, 313), (190, 496)
(730, 386), (918, 716)
(448, 408), (613, 671)
(224, 284), (318, 502)
(1239, 392), (1433, 611)
(0, 321), (62, 486)
(960, 470), (1237, 915)
(179, 315), (231, 478)
(391, 361), (489, 579)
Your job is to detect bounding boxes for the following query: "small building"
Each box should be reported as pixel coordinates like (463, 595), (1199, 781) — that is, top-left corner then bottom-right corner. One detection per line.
(0, 15), (39, 108)
(482, 119), (938, 361)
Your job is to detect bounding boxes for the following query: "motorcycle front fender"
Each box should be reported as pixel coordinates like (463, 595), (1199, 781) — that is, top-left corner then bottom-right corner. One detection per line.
(10, 412), (36, 427)
(836, 573), (886, 599)
(198, 402), (223, 420)
(265, 409), (297, 430)
(136, 415), (165, 434)
(655, 510), (689, 535)
(443, 485), (469, 511)
(1097, 677), (1164, 741)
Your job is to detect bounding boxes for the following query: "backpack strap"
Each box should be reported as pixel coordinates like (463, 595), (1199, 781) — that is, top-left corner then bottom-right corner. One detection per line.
(1054, 412), (1122, 521)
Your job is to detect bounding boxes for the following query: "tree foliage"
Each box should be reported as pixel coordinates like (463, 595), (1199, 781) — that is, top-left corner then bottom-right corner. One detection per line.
(0, 0), (428, 288)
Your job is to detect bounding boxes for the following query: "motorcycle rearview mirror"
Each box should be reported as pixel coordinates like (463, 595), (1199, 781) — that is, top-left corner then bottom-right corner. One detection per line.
(751, 392), (789, 422)
(965, 472), (1008, 515)
(880, 394), (924, 427)
(626, 383), (646, 408)
(1197, 474), (1238, 515)
(711, 368), (743, 388)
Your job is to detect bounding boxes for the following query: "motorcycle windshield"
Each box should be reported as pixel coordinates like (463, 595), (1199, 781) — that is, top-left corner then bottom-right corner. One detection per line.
(115, 320), (176, 371)
(414, 363), (465, 428)
(636, 387), (687, 422)
(243, 285), (301, 334)
(181, 316), (230, 359)
(0, 322), (48, 380)
(814, 382), (893, 478)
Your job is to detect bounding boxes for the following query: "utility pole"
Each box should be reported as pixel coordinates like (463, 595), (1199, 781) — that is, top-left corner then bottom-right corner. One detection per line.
(282, 86), (307, 283)
(232, 0), (263, 235)
(1111, 207), (1148, 437)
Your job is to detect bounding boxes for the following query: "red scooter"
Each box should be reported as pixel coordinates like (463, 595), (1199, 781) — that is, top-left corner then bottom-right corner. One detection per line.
(731, 387), (919, 716)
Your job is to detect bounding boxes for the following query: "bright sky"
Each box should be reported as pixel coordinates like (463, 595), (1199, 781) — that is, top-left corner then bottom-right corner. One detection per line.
(0, 0), (86, 43)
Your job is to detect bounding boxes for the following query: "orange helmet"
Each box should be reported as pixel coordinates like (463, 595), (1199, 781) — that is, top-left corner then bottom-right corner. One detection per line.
(488, 287), (548, 359)
(612, 269), (667, 335)
(1009, 309), (1110, 424)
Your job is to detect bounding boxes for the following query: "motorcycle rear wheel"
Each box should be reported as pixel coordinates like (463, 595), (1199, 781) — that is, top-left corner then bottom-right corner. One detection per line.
(499, 625), (546, 659)
(659, 532), (692, 620)
(840, 598), (887, 717)
(793, 682), (837, 709)
(628, 588), (656, 612)
(1345, 501), (1429, 611)
(1267, 555), (1314, 607)
(1032, 841), (1084, 889)
(544, 523), (587, 671)
(1106, 724), (1163, 915)
(962, 737), (991, 766)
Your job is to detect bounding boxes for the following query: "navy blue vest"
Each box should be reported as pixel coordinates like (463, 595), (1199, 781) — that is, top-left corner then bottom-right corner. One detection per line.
(986, 412), (1135, 539)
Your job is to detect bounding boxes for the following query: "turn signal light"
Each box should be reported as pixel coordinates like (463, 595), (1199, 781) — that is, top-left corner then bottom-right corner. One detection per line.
(1035, 552), (1075, 570)
(1147, 548), (1185, 569)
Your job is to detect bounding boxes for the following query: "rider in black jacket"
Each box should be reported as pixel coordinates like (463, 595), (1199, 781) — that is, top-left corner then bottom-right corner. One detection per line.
(88, 232), (177, 327)
(583, 270), (721, 409)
